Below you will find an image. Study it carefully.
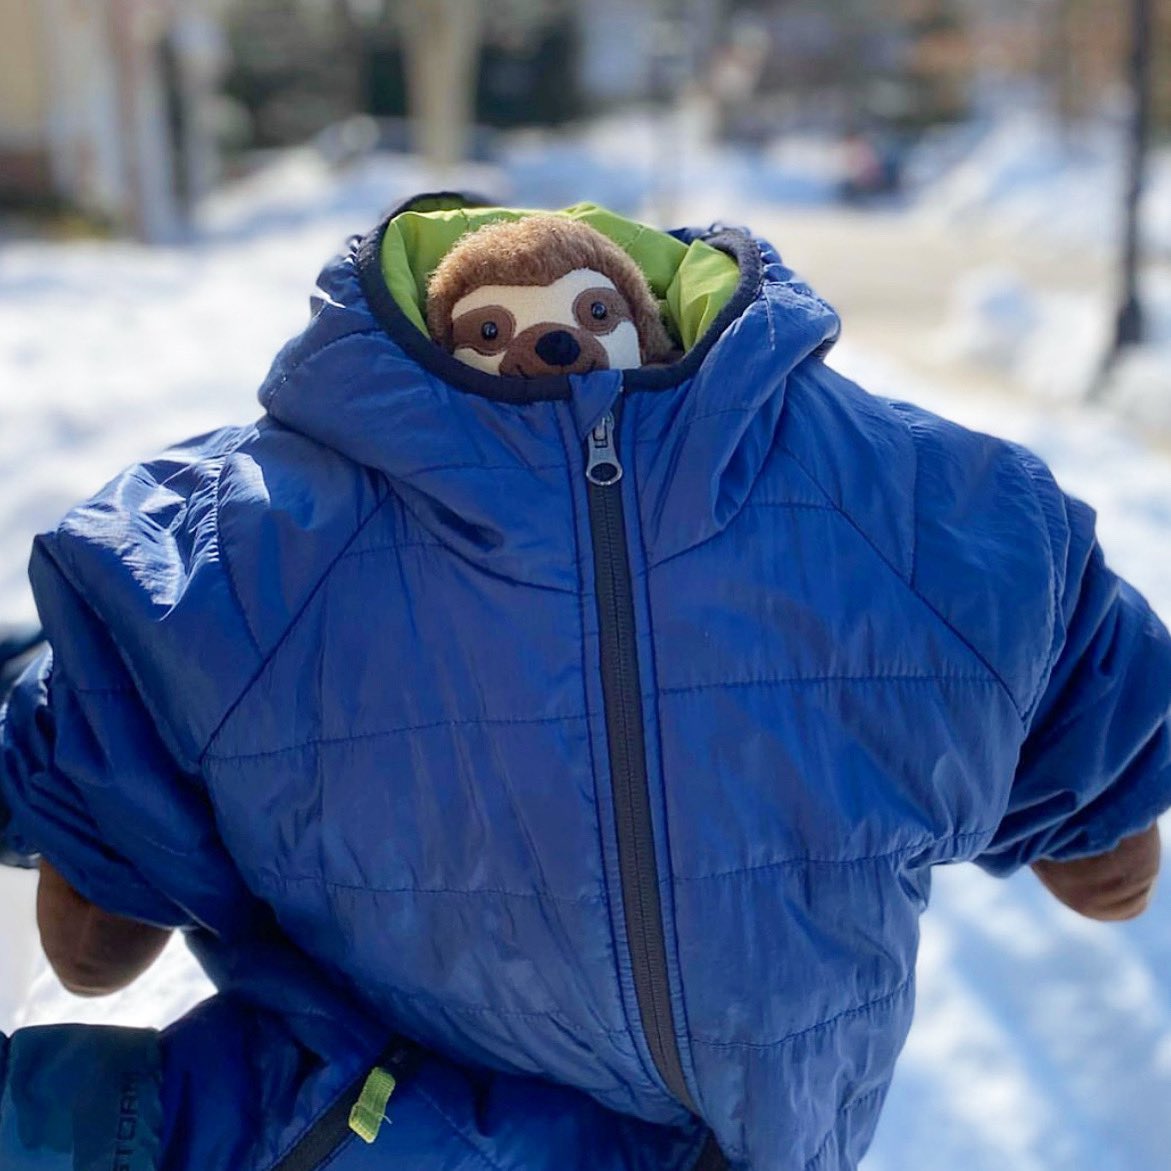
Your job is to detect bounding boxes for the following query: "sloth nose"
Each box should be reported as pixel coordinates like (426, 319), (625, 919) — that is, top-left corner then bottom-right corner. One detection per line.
(535, 329), (581, 367)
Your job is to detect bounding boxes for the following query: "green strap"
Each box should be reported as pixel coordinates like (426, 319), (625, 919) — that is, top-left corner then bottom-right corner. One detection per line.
(348, 1066), (398, 1144)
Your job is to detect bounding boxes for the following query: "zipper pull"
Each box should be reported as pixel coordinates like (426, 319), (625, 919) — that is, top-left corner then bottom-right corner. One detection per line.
(586, 413), (623, 486)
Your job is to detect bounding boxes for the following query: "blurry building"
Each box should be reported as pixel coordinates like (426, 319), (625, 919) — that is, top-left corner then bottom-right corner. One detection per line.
(223, 0), (585, 161)
(711, 2), (973, 139)
(955, 0), (1168, 125)
(0, 0), (227, 239)
(576, 0), (657, 105)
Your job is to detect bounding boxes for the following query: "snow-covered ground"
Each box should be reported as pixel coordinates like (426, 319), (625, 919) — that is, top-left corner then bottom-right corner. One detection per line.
(915, 105), (1171, 259)
(2, 145), (1171, 1168)
(916, 102), (1171, 427)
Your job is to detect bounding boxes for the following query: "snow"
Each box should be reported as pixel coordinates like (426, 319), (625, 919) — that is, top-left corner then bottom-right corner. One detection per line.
(2, 142), (1171, 1168)
(501, 106), (844, 221)
(915, 104), (1171, 259)
(934, 259), (1171, 427)
(915, 102), (1171, 429)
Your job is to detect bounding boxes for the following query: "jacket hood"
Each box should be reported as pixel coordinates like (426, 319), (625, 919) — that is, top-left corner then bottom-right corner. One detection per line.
(258, 194), (841, 582)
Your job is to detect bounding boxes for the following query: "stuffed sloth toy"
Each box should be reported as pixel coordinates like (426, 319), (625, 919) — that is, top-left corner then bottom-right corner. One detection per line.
(426, 216), (675, 375)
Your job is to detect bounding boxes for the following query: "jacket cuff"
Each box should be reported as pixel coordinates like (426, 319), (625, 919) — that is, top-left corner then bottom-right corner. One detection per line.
(0, 800), (38, 869)
(0, 631), (44, 871)
(0, 1025), (162, 1171)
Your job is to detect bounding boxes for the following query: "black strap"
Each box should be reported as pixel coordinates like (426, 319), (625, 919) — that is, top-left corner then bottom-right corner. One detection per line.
(270, 1040), (422, 1171)
(693, 1132), (731, 1171)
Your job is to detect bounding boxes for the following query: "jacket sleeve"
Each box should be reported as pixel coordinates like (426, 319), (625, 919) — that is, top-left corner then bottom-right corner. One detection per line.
(974, 450), (1171, 876)
(0, 643), (233, 929)
(0, 431), (262, 931)
(0, 1022), (162, 1171)
(0, 999), (709, 1171)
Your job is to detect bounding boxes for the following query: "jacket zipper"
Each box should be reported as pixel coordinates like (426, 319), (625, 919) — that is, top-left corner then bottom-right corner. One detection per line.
(585, 402), (698, 1115)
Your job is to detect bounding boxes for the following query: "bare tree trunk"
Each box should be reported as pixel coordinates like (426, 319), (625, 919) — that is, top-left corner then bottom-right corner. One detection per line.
(399, 0), (483, 175)
(1114, 0), (1152, 350)
(1038, 0), (1077, 137)
(1090, 0), (1152, 398)
(332, 0), (374, 116)
(109, 0), (182, 241)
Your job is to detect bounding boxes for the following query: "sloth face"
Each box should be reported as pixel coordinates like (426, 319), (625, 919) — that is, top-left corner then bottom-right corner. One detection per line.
(448, 268), (642, 376)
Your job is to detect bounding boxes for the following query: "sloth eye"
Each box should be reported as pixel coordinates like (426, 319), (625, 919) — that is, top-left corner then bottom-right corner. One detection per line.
(591, 302), (608, 320)
(481, 321), (499, 341)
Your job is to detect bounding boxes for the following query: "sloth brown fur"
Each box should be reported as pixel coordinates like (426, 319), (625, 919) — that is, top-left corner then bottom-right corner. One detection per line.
(425, 216), (674, 364)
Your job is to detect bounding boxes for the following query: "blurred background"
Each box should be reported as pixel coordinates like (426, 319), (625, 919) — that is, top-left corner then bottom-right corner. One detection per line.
(3, 2), (1171, 1169)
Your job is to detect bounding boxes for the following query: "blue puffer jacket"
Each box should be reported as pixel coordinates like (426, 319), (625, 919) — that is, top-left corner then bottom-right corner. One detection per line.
(3, 194), (1171, 1171)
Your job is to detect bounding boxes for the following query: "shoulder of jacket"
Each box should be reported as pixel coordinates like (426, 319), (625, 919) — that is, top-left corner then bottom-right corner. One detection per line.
(38, 421), (387, 765)
(215, 418), (389, 656)
(780, 366), (1058, 719)
(778, 364), (918, 579)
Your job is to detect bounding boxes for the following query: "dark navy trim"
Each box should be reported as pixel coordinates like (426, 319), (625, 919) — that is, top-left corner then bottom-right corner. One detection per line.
(352, 197), (765, 404)
(381, 190), (499, 221)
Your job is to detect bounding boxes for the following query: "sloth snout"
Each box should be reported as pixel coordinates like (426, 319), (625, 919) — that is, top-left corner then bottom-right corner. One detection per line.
(498, 322), (607, 376)
(534, 330), (581, 368)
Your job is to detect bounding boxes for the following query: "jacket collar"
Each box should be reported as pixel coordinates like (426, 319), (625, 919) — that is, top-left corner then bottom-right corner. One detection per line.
(258, 204), (840, 582)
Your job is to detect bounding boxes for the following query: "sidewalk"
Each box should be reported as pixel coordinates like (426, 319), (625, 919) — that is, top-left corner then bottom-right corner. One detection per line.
(746, 204), (1111, 400)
